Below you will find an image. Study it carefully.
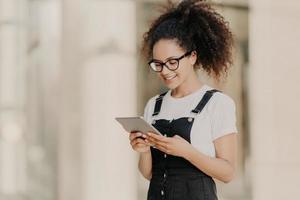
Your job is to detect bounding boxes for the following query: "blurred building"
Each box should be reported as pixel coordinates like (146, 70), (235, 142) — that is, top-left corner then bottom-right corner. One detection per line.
(0, 0), (299, 200)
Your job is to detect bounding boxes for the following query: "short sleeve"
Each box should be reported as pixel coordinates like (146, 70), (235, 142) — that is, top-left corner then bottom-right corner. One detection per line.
(143, 96), (156, 124)
(210, 94), (238, 141)
(143, 100), (151, 123)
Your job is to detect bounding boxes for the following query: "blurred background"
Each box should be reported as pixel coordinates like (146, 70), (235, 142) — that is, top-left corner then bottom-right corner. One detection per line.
(0, 0), (299, 200)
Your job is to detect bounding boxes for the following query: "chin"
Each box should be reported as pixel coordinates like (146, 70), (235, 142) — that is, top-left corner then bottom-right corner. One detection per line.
(160, 76), (181, 89)
(164, 82), (179, 90)
(164, 85), (175, 90)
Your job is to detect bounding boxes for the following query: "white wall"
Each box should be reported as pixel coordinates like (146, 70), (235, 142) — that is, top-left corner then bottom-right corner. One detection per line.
(249, 0), (300, 199)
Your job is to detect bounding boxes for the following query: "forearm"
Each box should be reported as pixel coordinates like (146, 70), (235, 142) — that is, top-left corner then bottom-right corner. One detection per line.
(138, 151), (152, 180)
(184, 147), (235, 183)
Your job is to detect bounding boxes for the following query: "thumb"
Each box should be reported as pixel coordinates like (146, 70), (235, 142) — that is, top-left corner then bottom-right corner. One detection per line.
(174, 135), (182, 139)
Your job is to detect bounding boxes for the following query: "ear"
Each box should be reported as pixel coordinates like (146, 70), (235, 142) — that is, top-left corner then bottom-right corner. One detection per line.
(189, 51), (197, 66)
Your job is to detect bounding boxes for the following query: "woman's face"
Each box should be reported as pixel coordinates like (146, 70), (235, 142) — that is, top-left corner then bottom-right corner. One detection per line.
(152, 39), (197, 89)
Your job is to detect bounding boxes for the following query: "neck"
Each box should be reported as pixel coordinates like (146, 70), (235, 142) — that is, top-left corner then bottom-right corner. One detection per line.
(171, 72), (204, 98)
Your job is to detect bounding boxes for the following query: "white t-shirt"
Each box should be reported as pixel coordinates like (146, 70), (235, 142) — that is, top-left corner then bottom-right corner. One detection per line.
(143, 84), (238, 157)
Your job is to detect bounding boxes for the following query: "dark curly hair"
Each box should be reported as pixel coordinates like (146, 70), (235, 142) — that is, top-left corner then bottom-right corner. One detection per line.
(142, 0), (234, 80)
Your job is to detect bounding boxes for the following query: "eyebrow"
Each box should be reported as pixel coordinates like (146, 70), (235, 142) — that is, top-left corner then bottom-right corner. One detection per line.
(151, 55), (179, 62)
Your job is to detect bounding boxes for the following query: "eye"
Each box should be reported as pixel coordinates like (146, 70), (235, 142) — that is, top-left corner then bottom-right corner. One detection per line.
(154, 62), (162, 67)
(149, 61), (163, 71)
(167, 59), (177, 65)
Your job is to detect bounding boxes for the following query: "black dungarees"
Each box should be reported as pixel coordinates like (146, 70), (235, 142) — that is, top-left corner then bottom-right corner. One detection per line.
(147, 89), (220, 200)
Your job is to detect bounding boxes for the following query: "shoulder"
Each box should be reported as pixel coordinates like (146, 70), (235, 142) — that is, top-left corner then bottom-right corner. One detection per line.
(207, 90), (236, 112)
(143, 91), (169, 123)
(144, 95), (158, 109)
(143, 91), (168, 113)
(145, 90), (169, 108)
(212, 91), (235, 105)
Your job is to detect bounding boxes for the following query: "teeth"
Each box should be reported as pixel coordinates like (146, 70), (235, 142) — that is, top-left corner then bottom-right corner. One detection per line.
(164, 75), (176, 80)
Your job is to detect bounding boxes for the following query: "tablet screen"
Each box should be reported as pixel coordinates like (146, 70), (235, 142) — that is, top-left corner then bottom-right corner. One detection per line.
(115, 117), (162, 135)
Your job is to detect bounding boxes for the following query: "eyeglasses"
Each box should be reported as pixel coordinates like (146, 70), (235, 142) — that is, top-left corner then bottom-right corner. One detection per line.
(148, 51), (192, 72)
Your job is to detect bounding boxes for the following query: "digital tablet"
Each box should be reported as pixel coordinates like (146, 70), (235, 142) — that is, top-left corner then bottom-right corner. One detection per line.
(115, 117), (162, 136)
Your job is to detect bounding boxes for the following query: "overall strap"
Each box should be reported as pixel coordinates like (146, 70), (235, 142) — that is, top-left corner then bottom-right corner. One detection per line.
(191, 89), (221, 114)
(152, 91), (168, 116)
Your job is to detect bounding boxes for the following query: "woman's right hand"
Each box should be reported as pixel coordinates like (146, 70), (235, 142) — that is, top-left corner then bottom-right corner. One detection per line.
(129, 132), (151, 153)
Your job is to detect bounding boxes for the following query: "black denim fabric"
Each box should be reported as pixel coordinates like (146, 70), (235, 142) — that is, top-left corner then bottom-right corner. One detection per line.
(147, 118), (218, 200)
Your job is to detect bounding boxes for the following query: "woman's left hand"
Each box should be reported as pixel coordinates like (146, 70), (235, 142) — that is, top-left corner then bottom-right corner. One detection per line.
(145, 132), (194, 158)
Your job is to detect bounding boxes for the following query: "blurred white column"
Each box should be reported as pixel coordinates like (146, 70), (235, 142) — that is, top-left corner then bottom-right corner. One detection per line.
(0, 0), (27, 197)
(59, 0), (84, 200)
(26, 0), (61, 199)
(249, 0), (300, 199)
(81, 1), (138, 200)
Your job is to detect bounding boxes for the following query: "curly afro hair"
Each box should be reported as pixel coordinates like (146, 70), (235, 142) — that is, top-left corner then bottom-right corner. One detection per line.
(142, 0), (234, 80)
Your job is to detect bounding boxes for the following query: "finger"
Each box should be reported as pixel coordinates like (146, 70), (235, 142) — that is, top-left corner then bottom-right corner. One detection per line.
(137, 138), (147, 144)
(130, 138), (145, 146)
(146, 137), (168, 149)
(147, 132), (169, 142)
(173, 135), (182, 139)
(155, 144), (169, 154)
(140, 134), (148, 140)
(143, 137), (158, 147)
(146, 135), (163, 145)
(144, 139), (155, 146)
(132, 143), (147, 151)
(130, 139), (138, 146)
(150, 139), (168, 148)
(136, 143), (148, 148)
(146, 134), (170, 147)
(129, 132), (142, 141)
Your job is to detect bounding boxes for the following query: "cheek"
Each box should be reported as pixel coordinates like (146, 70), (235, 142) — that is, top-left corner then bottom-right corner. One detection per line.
(157, 73), (166, 81)
(177, 63), (192, 78)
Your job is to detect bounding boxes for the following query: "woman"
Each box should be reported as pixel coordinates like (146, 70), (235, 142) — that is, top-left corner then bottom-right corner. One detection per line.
(129, 0), (238, 199)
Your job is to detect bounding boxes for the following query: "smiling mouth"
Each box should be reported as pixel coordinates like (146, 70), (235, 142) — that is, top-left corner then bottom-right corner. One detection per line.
(163, 74), (177, 80)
